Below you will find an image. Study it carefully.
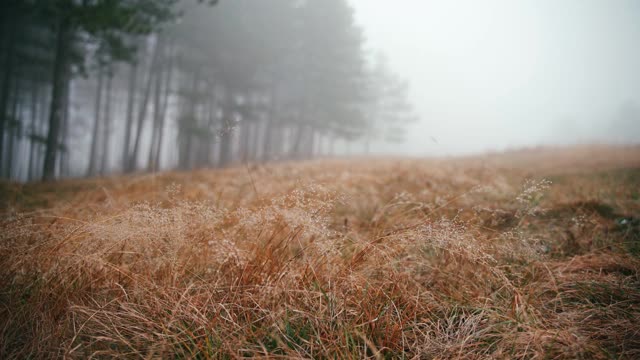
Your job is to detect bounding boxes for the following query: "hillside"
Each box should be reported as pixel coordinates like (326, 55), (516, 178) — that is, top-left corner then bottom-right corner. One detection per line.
(1, 145), (640, 358)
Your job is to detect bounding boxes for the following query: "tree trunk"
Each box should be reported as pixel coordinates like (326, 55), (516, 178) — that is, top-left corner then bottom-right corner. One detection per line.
(314, 132), (322, 157)
(6, 78), (20, 179)
(128, 37), (161, 173)
(59, 76), (71, 178)
(197, 102), (209, 167)
(271, 124), (284, 161)
(152, 44), (174, 172)
(148, 39), (173, 172)
(122, 60), (138, 171)
(289, 122), (306, 159)
(249, 121), (260, 162)
(306, 127), (315, 159)
(239, 120), (251, 163)
(87, 68), (104, 177)
(100, 69), (114, 175)
(34, 87), (50, 180)
(42, 18), (71, 181)
(28, 82), (39, 181)
(218, 82), (240, 168)
(178, 67), (200, 170)
(262, 115), (274, 162)
(0, 17), (16, 174)
(218, 114), (233, 167)
(147, 48), (163, 171)
(329, 136), (335, 156)
(364, 133), (371, 155)
(203, 87), (218, 167)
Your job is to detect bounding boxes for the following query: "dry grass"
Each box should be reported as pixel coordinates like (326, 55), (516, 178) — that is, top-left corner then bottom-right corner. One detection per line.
(1, 145), (640, 359)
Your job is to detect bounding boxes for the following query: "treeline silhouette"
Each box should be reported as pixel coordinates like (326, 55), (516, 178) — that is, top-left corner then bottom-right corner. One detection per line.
(0, 0), (417, 182)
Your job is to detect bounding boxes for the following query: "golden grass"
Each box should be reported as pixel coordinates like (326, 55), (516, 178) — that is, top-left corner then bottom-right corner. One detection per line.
(1, 145), (640, 359)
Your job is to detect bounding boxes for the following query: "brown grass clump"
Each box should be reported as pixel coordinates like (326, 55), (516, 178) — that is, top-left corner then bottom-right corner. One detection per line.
(1, 145), (640, 359)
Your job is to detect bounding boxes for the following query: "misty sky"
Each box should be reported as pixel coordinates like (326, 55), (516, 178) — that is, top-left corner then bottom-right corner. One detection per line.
(349, 0), (640, 155)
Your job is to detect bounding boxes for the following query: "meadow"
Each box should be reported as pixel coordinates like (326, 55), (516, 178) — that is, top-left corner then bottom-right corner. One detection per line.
(1, 145), (639, 359)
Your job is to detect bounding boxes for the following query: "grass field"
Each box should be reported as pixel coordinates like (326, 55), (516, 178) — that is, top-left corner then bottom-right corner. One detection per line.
(1, 145), (640, 359)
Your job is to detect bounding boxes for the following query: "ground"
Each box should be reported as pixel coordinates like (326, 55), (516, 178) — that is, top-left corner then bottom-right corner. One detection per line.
(1, 145), (640, 359)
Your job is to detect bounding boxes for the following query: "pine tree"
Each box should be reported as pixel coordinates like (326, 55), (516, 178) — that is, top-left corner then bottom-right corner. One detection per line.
(37, 0), (180, 181)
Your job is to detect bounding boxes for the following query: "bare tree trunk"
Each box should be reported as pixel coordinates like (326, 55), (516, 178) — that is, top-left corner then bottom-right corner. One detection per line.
(0, 17), (16, 174)
(271, 124), (284, 161)
(218, 114), (233, 167)
(152, 43), (174, 172)
(147, 60), (163, 171)
(178, 68), (200, 170)
(128, 37), (161, 173)
(249, 121), (260, 162)
(289, 122), (307, 159)
(197, 101), (210, 167)
(6, 78), (20, 179)
(254, 120), (264, 162)
(122, 59), (138, 171)
(262, 117), (273, 162)
(59, 77), (71, 178)
(28, 82), (39, 181)
(43, 18), (72, 181)
(306, 126), (315, 159)
(34, 88), (49, 180)
(218, 81), (242, 168)
(314, 132), (322, 157)
(204, 87), (218, 167)
(329, 136), (335, 156)
(100, 69), (114, 175)
(239, 119), (251, 163)
(249, 121), (257, 162)
(87, 68), (104, 177)
(364, 127), (372, 155)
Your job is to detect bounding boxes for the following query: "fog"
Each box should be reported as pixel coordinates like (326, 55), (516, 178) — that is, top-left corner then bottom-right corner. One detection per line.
(350, 0), (640, 155)
(2, 0), (640, 182)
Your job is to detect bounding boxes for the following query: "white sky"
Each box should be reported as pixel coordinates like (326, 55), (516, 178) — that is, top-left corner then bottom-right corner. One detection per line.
(349, 0), (640, 155)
